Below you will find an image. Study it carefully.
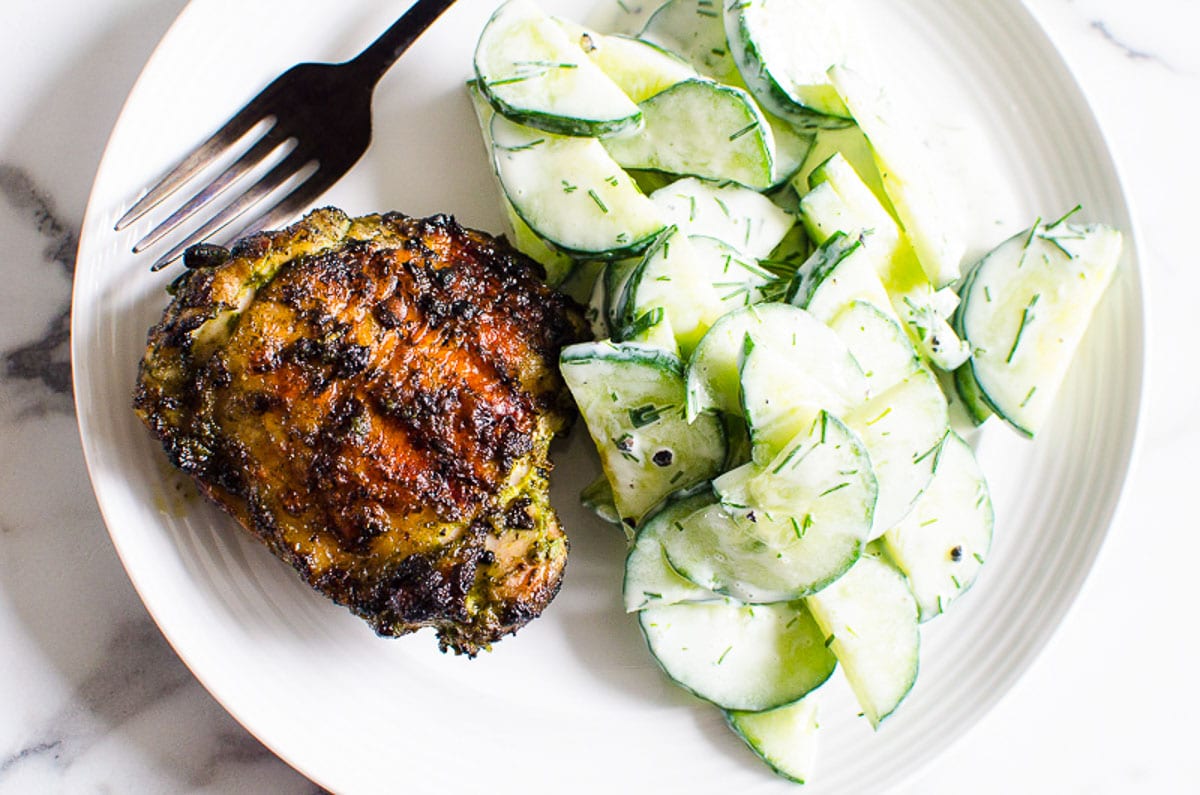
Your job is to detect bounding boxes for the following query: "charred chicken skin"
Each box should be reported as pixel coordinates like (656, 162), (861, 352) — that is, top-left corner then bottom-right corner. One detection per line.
(134, 208), (587, 655)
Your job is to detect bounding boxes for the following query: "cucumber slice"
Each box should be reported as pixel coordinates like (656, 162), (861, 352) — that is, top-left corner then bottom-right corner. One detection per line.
(883, 432), (994, 621)
(955, 216), (1122, 436)
(603, 79), (776, 190)
(638, 599), (837, 711)
(617, 227), (725, 355)
(726, 699), (820, 785)
(738, 308), (868, 463)
(828, 65), (965, 288)
(666, 412), (875, 602)
(554, 20), (698, 103)
(828, 301), (922, 397)
(580, 474), (622, 530)
(492, 115), (666, 258)
(689, 235), (777, 313)
(801, 156), (970, 370)
(786, 231), (894, 325)
(560, 341), (726, 526)
(650, 177), (796, 259)
(792, 124), (888, 208)
(724, 0), (853, 125)
(468, 81), (576, 286)
(684, 304), (837, 424)
(602, 256), (642, 332)
(474, 0), (641, 137)
(624, 493), (723, 612)
(765, 111), (816, 186)
(952, 361), (994, 426)
(805, 554), (920, 727)
(622, 305), (680, 356)
(639, 0), (743, 85)
(558, 258), (605, 305)
(844, 368), (949, 536)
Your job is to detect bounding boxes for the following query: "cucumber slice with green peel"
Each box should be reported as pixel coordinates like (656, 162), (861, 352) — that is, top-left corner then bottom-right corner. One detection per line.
(638, 599), (837, 711)
(724, 0), (854, 125)
(492, 115), (666, 259)
(726, 698), (820, 785)
(650, 177), (796, 259)
(559, 258), (605, 308)
(883, 432), (993, 621)
(805, 554), (920, 727)
(639, 0), (742, 85)
(580, 474), (622, 530)
(560, 341), (726, 526)
(553, 21), (698, 103)
(843, 368), (949, 537)
(621, 306), (680, 356)
(955, 216), (1122, 436)
(801, 156), (970, 369)
(603, 256), (642, 332)
(666, 412), (875, 602)
(603, 79), (776, 190)
(952, 361), (994, 426)
(765, 111), (816, 185)
(685, 304), (843, 423)
(738, 309), (868, 463)
(793, 124), (889, 208)
(474, 0), (641, 137)
(785, 231), (894, 325)
(624, 493), (724, 612)
(828, 301), (922, 398)
(468, 81), (576, 286)
(828, 65), (965, 288)
(617, 227), (725, 356)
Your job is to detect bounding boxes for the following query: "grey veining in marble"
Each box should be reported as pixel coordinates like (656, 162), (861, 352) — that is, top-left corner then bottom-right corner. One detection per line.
(1, 165), (76, 408)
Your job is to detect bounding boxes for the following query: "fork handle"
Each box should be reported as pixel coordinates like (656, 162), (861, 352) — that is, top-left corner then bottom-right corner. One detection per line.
(348, 0), (459, 86)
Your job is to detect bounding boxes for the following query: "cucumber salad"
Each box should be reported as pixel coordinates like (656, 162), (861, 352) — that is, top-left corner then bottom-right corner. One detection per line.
(470, 0), (1122, 784)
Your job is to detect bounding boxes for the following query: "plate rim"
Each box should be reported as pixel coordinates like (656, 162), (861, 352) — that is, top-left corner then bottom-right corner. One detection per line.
(69, 0), (1148, 791)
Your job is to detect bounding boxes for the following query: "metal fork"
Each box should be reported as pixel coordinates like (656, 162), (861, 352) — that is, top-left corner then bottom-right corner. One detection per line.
(116, 0), (459, 271)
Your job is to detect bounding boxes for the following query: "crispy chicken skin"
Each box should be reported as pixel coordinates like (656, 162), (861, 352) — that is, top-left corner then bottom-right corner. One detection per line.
(134, 208), (588, 655)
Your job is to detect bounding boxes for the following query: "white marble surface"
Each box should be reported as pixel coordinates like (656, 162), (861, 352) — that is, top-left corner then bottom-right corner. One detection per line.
(1, 0), (1197, 792)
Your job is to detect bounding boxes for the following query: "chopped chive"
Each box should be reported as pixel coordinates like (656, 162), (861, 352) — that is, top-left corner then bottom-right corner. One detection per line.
(688, 196), (697, 222)
(1017, 218), (1042, 268)
(865, 407), (892, 426)
(1046, 204), (1083, 229)
(973, 552), (985, 564)
(819, 482), (850, 498)
(486, 75), (537, 88)
(984, 285), (992, 302)
(629, 403), (672, 428)
(605, 174), (620, 187)
(717, 645), (733, 664)
(714, 197), (731, 217)
(1019, 386), (1037, 408)
(920, 517), (939, 527)
(1005, 293), (1041, 364)
(561, 180), (577, 193)
(913, 438), (944, 465)
(502, 138), (546, 152)
(951, 575), (962, 589)
(729, 122), (758, 142)
(588, 189), (609, 214)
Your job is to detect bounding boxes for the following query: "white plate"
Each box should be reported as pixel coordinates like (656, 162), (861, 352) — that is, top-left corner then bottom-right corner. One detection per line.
(72, 1), (1144, 792)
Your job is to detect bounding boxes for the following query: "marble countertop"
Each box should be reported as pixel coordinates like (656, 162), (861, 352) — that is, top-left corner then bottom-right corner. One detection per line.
(2, 0), (1197, 791)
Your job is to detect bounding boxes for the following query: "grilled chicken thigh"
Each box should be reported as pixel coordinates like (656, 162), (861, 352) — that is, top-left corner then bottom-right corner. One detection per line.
(134, 208), (587, 654)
